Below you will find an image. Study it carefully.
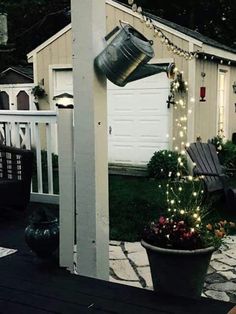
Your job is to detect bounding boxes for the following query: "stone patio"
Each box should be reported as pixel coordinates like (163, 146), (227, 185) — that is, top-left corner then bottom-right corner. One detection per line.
(109, 236), (236, 303)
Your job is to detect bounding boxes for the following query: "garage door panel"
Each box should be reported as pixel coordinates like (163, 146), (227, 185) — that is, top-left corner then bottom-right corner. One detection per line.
(109, 144), (135, 164)
(138, 117), (168, 140)
(137, 144), (169, 164)
(108, 72), (170, 165)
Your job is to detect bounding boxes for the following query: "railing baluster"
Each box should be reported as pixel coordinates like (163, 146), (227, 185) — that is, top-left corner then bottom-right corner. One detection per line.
(5, 123), (11, 146)
(46, 123), (54, 194)
(24, 123), (31, 150)
(13, 123), (21, 148)
(34, 122), (43, 194)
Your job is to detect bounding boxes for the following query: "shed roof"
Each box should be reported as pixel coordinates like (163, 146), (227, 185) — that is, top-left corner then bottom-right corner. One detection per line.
(1, 65), (33, 80)
(113, 0), (236, 54)
(27, 0), (236, 60)
(145, 12), (236, 55)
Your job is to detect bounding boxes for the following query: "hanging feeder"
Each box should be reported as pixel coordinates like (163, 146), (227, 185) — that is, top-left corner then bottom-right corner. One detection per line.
(200, 86), (206, 102)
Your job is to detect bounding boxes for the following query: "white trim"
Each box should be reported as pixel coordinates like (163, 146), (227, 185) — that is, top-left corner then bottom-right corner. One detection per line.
(216, 65), (230, 139)
(48, 64), (72, 110)
(0, 83), (34, 88)
(106, 0), (203, 47)
(187, 42), (196, 143)
(33, 53), (38, 84)
(203, 45), (236, 62)
(27, 24), (72, 59)
(30, 192), (59, 204)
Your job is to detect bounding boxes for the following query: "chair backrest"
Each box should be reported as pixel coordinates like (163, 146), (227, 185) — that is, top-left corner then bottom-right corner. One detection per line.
(186, 142), (224, 193)
(0, 144), (34, 209)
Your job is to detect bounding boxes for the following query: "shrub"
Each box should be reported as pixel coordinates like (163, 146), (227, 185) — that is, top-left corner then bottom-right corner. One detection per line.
(209, 136), (236, 169)
(147, 150), (187, 179)
(220, 141), (236, 169)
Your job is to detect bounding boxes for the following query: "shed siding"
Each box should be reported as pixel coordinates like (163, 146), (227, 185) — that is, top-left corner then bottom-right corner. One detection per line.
(195, 60), (218, 141)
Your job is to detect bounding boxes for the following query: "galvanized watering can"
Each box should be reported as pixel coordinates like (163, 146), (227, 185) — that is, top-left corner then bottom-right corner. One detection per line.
(94, 23), (175, 87)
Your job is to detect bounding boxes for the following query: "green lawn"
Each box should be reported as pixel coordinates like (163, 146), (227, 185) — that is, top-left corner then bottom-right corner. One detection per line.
(109, 175), (236, 242)
(33, 163), (236, 242)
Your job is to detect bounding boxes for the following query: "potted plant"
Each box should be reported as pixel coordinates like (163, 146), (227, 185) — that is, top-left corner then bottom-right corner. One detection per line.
(25, 208), (59, 259)
(31, 84), (47, 99)
(141, 168), (235, 298)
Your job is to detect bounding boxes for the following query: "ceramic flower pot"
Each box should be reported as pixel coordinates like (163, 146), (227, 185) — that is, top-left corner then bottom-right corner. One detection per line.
(141, 239), (215, 298)
(25, 218), (59, 258)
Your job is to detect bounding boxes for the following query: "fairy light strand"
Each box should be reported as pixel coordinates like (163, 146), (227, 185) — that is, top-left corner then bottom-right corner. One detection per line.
(127, 0), (235, 65)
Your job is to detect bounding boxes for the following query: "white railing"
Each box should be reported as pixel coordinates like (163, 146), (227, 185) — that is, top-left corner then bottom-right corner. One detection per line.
(0, 110), (59, 204)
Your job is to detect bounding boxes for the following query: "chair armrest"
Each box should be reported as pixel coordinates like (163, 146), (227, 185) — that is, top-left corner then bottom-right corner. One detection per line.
(193, 168), (220, 177)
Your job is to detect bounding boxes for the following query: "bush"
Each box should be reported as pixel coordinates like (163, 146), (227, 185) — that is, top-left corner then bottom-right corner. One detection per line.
(219, 141), (236, 168)
(147, 150), (187, 179)
(209, 136), (236, 168)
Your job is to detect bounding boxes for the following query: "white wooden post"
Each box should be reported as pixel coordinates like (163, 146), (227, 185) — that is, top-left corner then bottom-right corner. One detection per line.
(71, 0), (109, 280)
(57, 106), (75, 272)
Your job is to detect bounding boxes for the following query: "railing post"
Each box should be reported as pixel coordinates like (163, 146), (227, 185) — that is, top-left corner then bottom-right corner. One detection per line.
(57, 105), (75, 272)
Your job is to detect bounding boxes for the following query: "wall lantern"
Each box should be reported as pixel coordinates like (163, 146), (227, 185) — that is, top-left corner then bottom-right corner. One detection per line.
(53, 93), (74, 108)
(232, 81), (236, 94)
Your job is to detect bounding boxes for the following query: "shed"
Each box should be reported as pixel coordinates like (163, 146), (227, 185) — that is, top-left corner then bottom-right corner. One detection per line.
(0, 65), (35, 110)
(27, 0), (236, 165)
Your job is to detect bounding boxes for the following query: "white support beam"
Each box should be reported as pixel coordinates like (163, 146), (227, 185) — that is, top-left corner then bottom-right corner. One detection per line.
(71, 0), (109, 280)
(187, 42), (196, 144)
(57, 107), (75, 272)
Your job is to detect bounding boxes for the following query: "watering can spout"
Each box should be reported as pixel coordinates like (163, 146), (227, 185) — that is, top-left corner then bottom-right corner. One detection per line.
(126, 62), (176, 84)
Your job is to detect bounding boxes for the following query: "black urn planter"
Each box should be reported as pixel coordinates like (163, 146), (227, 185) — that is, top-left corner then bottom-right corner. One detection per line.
(25, 216), (59, 259)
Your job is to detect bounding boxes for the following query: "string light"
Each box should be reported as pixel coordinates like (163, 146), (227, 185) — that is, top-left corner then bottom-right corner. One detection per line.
(127, 0), (236, 66)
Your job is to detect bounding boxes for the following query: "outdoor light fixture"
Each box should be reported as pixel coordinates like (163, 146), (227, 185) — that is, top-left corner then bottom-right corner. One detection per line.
(53, 93), (74, 108)
(232, 81), (236, 94)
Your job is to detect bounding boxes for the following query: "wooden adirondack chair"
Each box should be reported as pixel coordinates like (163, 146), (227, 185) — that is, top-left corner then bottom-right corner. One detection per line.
(186, 142), (236, 208)
(0, 144), (34, 210)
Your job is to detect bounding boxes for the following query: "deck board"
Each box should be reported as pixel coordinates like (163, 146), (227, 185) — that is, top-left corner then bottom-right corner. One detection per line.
(0, 205), (234, 313)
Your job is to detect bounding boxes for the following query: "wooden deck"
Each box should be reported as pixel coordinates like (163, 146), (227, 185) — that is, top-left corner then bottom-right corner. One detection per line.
(0, 204), (234, 314)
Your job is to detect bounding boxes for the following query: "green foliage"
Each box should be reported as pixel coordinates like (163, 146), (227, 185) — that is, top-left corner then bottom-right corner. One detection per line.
(147, 150), (187, 179)
(31, 85), (46, 99)
(108, 175), (236, 243)
(209, 137), (236, 169)
(219, 141), (236, 169)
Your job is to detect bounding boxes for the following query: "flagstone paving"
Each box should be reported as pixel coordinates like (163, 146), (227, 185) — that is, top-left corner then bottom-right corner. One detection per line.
(109, 235), (236, 303)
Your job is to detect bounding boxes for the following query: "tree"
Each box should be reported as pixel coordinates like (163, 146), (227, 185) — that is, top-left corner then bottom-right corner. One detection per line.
(119, 0), (236, 49)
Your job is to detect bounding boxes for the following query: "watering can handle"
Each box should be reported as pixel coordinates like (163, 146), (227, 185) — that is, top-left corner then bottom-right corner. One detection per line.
(104, 26), (120, 41)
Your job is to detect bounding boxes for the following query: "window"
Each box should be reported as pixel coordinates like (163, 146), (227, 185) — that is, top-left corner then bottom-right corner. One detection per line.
(17, 91), (29, 110)
(0, 91), (9, 110)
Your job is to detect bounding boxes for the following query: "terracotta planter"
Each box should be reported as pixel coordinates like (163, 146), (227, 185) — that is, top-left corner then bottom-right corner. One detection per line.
(25, 218), (59, 258)
(141, 239), (215, 298)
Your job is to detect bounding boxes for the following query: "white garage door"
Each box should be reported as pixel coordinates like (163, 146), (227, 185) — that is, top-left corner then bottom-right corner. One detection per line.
(53, 69), (170, 165)
(108, 73), (170, 165)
